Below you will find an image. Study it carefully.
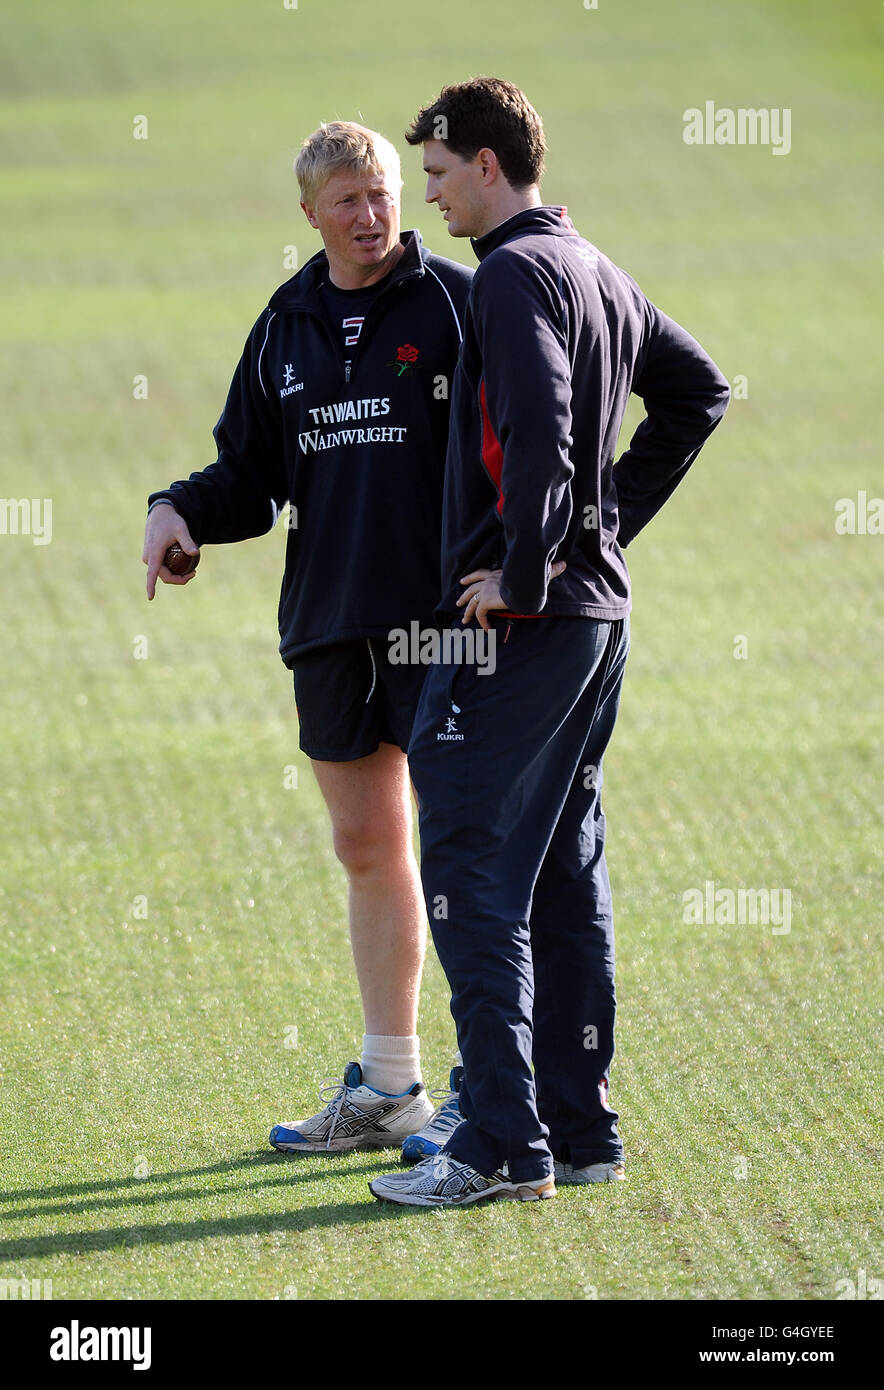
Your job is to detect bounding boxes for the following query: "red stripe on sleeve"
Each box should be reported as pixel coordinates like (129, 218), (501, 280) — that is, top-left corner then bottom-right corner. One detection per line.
(478, 379), (542, 620)
(479, 378), (505, 516)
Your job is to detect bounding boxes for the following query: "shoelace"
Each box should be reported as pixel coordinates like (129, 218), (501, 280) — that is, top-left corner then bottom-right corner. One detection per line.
(427, 1086), (456, 1103)
(316, 1077), (353, 1149)
(421, 1152), (500, 1187)
(425, 1092), (462, 1133)
(423, 1151), (458, 1178)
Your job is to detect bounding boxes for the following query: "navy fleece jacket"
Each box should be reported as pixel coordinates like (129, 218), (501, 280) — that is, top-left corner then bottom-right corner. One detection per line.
(440, 206), (730, 618)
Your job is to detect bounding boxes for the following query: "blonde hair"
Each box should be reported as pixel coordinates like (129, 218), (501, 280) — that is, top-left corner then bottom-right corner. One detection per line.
(295, 121), (402, 205)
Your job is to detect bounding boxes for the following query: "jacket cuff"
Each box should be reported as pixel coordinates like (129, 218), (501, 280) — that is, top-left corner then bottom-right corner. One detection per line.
(499, 579), (544, 615)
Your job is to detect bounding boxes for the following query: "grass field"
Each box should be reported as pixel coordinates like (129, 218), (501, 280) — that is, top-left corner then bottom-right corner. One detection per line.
(1, 0), (881, 1302)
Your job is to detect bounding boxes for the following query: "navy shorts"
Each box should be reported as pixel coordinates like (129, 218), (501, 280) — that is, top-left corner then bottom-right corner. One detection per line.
(291, 639), (428, 762)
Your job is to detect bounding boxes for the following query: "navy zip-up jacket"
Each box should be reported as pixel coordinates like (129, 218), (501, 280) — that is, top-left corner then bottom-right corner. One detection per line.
(440, 206), (730, 619)
(148, 230), (473, 663)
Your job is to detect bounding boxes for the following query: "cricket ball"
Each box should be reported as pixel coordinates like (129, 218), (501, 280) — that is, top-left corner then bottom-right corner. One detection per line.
(164, 542), (200, 576)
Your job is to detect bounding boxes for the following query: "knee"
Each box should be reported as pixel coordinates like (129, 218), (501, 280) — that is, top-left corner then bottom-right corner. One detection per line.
(331, 816), (407, 878)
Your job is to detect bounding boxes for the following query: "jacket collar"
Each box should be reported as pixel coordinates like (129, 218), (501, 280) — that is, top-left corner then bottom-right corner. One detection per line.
(269, 228), (426, 311)
(471, 205), (578, 260)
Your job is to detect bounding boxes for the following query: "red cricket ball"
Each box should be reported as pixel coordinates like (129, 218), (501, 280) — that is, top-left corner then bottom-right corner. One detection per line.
(164, 542), (200, 576)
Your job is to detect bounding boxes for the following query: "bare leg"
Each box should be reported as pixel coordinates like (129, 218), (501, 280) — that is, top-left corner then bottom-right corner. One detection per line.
(310, 742), (426, 1036)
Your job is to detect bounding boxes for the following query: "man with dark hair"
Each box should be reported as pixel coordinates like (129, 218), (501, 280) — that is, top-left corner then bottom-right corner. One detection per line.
(407, 76), (546, 192)
(369, 78), (730, 1207)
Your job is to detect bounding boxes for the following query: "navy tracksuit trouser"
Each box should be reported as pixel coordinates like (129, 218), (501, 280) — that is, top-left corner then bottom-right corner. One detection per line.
(408, 614), (630, 1183)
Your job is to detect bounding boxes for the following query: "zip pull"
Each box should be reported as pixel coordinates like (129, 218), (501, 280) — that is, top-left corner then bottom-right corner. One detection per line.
(345, 362), (352, 383)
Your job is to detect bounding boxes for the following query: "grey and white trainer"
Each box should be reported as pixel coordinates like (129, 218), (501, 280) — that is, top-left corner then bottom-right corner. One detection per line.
(401, 1064), (464, 1162)
(270, 1061), (435, 1154)
(370, 1151), (556, 1207)
(554, 1159), (626, 1184)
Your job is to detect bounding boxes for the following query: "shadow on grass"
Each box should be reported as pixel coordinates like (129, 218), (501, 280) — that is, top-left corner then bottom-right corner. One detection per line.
(0, 1197), (437, 1263)
(0, 1151), (376, 1205)
(0, 1150), (432, 1258)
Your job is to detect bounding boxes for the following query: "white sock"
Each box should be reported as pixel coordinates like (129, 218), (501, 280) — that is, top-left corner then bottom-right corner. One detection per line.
(361, 1034), (422, 1094)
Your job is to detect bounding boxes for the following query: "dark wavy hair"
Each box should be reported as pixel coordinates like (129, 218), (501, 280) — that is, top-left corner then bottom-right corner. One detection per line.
(405, 77), (545, 190)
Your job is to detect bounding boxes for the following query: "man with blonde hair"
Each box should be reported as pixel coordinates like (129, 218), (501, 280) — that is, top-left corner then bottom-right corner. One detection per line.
(143, 121), (472, 1156)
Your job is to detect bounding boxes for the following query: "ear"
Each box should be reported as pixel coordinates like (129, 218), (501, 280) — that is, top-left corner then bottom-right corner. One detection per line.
(301, 201), (320, 230)
(476, 148), (501, 184)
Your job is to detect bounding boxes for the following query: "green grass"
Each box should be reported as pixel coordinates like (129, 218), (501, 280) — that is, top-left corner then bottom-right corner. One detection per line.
(0, 0), (881, 1300)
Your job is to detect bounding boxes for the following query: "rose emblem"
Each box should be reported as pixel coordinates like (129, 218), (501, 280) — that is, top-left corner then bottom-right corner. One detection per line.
(389, 343), (421, 375)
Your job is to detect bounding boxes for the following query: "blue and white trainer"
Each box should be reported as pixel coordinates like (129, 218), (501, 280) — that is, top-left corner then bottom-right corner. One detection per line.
(401, 1064), (464, 1162)
(370, 1151), (556, 1208)
(554, 1159), (626, 1184)
(270, 1061), (435, 1154)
